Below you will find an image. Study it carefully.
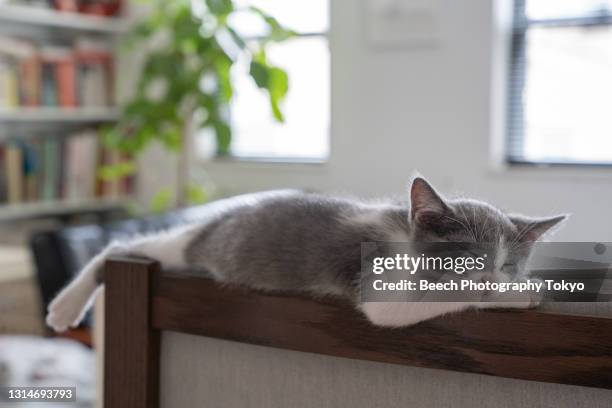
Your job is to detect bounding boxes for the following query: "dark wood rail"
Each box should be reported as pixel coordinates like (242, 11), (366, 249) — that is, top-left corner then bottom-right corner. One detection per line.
(104, 257), (612, 408)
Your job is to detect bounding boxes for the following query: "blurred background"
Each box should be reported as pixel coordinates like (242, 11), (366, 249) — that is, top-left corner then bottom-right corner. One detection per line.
(0, 0), (610, 406)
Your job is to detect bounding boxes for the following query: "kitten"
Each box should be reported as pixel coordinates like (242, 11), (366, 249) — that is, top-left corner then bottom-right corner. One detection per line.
(46, 177), (566, 332)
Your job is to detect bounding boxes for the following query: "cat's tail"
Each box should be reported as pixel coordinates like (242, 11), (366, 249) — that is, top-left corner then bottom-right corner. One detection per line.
(46, 224), (201, 332)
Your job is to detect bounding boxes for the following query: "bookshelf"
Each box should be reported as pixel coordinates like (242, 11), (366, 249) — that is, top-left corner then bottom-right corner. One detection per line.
(0, 107), (120, 123)
(0, 4), (128, 33)
(0, 197), (129, 221)
(0, 2), (133, 221)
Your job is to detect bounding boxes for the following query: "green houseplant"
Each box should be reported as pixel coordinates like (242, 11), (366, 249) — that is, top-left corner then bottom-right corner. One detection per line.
(102, 0), (293, 208)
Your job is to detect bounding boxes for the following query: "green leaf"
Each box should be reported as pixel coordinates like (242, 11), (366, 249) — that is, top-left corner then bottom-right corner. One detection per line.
(270, 100), (283, 122)
(269, 66), (288, 95)
(249, 60), (269, 88)
(249, 6), (296, 42)
(186, 183), (209, 205)
(205, 0), (233, 16)
(269, 67), (289, 98)
(149, 187), (174, 213)
(247, 62), (288, 122)
(268, 66), (288, 121)
(212, 119), (231, 155)
(215, 57), (233, 101)
(112, 0), (294, 159)
(180, 37), (198, 55)
(161, 124), (183, 151)
(97, 161), (137, 181)
(128, 22), (154, 42)
(100, 124), (123, 149)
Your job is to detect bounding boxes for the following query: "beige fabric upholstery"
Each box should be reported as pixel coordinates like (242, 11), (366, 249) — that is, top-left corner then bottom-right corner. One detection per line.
(160, 331), (612, 408)
(95, 290), (611, 407)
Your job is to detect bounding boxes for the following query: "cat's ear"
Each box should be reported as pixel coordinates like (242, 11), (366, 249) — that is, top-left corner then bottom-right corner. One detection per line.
(510, 214), (568, 242)
(410, 177), (449, 223)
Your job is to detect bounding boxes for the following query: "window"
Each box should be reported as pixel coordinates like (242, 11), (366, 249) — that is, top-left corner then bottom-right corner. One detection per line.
(228, 0), (330, 160)
(508, 0), (612, 165)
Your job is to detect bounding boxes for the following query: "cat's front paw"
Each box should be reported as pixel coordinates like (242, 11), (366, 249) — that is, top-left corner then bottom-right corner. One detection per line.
(482, 278), (544, 310)
(526, 278), (544, 308)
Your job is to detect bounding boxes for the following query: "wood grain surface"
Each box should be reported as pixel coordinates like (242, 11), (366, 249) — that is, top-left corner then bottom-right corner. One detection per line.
(104, 258), (160, 408)
(102, 257), (612, 405)
(151, 269), (612, 390)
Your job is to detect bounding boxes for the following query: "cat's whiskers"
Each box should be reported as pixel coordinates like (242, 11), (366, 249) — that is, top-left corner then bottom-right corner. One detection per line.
(456, 205), (478, 242)
(511, 223), (536, 245)
(442, 215), (476, 241)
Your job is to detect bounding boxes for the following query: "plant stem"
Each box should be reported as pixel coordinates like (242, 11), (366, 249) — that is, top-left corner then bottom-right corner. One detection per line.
(176, 109), (194, 208)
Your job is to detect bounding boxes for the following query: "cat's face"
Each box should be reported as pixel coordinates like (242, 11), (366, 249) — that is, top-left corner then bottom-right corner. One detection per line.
(409, 177), (566, 280)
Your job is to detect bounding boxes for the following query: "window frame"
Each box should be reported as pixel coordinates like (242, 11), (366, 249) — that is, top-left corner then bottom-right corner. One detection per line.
(224, 20), (330, 163)
(507, 0), (612, 167)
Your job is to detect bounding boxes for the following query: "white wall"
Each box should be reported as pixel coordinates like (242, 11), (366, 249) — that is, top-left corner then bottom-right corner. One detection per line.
(140, 0), (612, 241)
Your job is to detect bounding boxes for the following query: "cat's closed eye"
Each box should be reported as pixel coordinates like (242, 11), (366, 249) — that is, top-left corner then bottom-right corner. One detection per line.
(501, 263), (517, 272)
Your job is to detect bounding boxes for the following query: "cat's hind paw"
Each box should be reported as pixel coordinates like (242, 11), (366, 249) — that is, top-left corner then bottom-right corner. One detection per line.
(45, 289), (88, 332)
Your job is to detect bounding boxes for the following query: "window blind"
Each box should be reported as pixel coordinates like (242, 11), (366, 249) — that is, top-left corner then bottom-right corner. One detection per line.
(506, 0), (612, 165)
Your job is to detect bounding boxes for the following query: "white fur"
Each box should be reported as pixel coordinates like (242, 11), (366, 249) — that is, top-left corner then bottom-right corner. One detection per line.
(45, 190), (301, 332)
(495, 236), (508, 273)
(361, 302), (474, 327)
(46, 224), (201, 332)
(46, 245), (113, 332)
(361, 291), (540, 328)
(122, 224), (201, 269)
(360, 235), (538, 327)
(45, 187), (551, 332)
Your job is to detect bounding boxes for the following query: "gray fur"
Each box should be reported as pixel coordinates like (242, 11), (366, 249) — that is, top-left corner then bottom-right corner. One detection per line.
(183, 191), (407, 299)
(176, 178), (564, 302)
(45, 177), (567, 331)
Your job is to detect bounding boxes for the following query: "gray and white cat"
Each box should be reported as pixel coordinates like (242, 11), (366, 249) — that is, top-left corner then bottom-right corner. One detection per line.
(46, 177), (566, 332)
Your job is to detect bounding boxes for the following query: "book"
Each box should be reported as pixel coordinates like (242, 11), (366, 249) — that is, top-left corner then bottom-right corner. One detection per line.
(75, 38), (114, 106)
(0, 146), (7, 203)
(63, 130), (98, 200)
(41, 137), (60, 201)
(55, 50), (78, 108)
(0, 59), (19, 108)
(5, 142), (23, 204)
(22, 139), (40, 202)
(39, 47), (69, 107)
(54, 0), (79, 12)
(0, 35), (115, 109)
(76, 0), (122, 17)
(79, 63), (108, 107)
(19, 52), (41, 107)
(0, 130), (133, 205)
(40, 62), (57, 107)
(0, 37), (38, 108)
(79, 131), (100, 199)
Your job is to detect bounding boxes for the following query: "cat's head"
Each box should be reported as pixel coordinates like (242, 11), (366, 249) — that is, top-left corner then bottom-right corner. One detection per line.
(409, 177), (566, 278)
